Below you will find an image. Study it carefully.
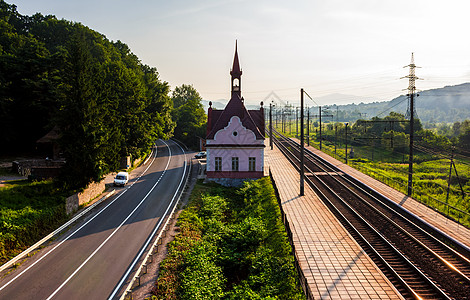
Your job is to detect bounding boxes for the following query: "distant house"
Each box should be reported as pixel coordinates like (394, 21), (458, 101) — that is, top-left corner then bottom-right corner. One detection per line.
(36, 126), (61, 160)
(205, 42), (265, 186)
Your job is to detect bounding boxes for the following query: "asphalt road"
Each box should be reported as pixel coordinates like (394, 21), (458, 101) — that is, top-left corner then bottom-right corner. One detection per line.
(0, 139), (188, 299)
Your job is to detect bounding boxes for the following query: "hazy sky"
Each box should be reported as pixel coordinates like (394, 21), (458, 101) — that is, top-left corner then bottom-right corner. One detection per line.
(10, 0), (470, 105)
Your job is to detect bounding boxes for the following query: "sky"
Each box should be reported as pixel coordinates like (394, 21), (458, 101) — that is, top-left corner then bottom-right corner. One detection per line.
(10, 0), (470, 106)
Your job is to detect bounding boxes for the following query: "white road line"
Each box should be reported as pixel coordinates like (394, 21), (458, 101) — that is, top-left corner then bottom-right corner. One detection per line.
(0, 141), (162, 293)
(109, 140), (187, 299)
(45, 141), (172, 300)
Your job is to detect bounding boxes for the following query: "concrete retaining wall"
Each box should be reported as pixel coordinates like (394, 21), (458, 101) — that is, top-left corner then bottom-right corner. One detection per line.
(66, 180), (106, 215)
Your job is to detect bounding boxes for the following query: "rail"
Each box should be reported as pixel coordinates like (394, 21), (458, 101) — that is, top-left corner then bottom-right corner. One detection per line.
(271, 131), (470, 299)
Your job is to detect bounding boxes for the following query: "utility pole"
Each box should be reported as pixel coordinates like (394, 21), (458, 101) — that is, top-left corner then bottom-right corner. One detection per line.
(300, 89), (305, 196)
(345, 123), (349, 164)
(319, 106), (322, 150)
(402, 53), (420, 197)
(307, 107), (310, 146)
(334, 125), (337, 157)
(312, 107), (333, 150)
(296, 107), (298, 137)
(270, 103), (273, 150)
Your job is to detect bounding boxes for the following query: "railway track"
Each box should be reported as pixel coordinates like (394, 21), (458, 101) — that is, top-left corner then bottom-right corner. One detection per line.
(271, 130), (470, 300)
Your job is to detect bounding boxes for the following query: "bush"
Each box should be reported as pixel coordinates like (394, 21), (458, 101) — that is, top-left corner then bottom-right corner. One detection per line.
(179, 240), (225, 299)
(153, 178), (304, 299)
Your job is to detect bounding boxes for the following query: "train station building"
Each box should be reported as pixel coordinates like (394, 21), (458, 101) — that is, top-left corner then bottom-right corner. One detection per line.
(205, 42), (265, 186)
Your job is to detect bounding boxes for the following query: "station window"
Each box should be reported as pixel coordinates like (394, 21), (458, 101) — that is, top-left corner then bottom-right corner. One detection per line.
(232, 157), (239, 171)
(249, 157), (256, 171)
(215, 157), (222, 171)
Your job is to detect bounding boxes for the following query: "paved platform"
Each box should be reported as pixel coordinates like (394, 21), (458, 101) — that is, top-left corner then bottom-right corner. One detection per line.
(292, 138), (470, 251)
(265, 140), (403, 299)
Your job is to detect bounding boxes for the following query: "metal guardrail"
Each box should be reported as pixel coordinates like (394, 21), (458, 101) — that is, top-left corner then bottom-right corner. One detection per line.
(0, 190), (116, 273)
(120, 143), (192, 300)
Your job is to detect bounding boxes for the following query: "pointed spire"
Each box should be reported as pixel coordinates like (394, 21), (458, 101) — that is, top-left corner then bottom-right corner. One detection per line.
(231, 40), (242, 76)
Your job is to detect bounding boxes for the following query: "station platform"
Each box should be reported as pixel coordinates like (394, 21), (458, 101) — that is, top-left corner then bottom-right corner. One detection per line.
(292, 138), (470, 250)
(264, 140), (403, 299)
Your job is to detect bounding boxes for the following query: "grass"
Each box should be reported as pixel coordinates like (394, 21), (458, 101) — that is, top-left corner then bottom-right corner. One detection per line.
(273, 125), (470, 227)
(0, 180), (69, 264)
(0, 166), (16, 176)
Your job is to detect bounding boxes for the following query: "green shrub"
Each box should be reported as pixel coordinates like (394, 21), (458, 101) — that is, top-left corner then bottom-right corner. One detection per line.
(153, 178), (304, 300)
(179, 240), (225, 299)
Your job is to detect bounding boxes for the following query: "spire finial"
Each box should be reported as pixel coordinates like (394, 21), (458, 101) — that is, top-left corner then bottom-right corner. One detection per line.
(231, 40), (241, 75)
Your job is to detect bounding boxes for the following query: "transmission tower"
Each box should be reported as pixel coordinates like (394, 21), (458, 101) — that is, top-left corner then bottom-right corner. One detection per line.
(403, 53), (420, 120)
(402, 53), (420, 197)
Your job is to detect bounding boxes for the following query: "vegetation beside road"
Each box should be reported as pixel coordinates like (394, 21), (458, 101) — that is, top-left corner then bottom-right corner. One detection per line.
(152, 178), (304, 299)
(0, 180), (68, 264)
(0, 2), (209, 268)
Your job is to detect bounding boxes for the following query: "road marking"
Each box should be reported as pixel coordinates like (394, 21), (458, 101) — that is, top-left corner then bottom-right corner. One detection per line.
(110, 140), (187, 299)
(0, 141), (162, 293)
(45, 141), (172, 299)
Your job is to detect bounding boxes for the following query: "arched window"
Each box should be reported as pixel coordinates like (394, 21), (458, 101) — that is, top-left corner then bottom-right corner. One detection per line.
(233, 78), (240, 91)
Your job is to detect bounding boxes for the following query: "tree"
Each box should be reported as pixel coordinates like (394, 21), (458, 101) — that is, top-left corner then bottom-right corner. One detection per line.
(0, 2), (175, 188)
(458, 121), (470, 149)
(171, 84), (206, 149)
(57, 30), (105, 188)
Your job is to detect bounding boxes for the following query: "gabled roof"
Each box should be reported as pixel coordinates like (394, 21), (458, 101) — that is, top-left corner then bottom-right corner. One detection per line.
(206, 94), (264, 140)
(248, 109), (265, 135)
(37, 126), (61, 143)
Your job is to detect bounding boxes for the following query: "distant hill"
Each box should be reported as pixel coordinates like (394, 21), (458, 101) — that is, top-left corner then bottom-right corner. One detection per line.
(202, 83), (470, 124)
(326, 83), (470, 124)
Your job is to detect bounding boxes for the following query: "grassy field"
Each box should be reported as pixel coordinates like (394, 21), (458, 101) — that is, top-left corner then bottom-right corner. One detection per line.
(152, 178), (304, 299)
(272, 125), (470, 227)
(0, 179), (68, 264)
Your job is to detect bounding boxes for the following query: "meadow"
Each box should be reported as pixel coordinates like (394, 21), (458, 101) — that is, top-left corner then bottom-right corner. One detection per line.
(273, 124), (470, 227)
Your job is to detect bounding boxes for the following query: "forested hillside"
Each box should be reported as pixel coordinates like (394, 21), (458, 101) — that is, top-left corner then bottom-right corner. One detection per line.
(330, 83), (470, 124)
(0, 1), (174, 188)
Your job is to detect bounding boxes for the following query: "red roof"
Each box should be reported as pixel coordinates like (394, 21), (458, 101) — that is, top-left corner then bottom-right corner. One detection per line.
(206, 94), (264, 140)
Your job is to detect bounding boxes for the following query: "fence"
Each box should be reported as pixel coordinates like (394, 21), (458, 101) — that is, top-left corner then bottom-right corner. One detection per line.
(269, 168), (314, 300)
(349, 160), (470, 227)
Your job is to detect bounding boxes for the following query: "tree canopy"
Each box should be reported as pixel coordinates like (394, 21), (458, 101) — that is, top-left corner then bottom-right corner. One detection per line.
(171, 84), (206, 149)
(0, 1), (174, 188)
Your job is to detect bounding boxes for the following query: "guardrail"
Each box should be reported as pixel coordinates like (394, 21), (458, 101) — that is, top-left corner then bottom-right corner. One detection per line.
(120, 144), (192, 300)
(269, 168), (314, 300)
(0, 190), (116, 273)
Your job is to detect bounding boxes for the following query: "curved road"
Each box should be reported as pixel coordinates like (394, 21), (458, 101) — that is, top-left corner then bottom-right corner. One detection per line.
(0, 139), (188, 299)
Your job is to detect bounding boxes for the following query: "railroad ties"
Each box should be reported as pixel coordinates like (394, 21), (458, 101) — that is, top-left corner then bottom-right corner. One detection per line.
(269, 129), (470, 300)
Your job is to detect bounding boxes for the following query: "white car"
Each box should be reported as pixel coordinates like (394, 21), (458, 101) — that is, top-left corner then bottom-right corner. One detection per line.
(195, 151), (206, 159)
(114, 172), (129, 187)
